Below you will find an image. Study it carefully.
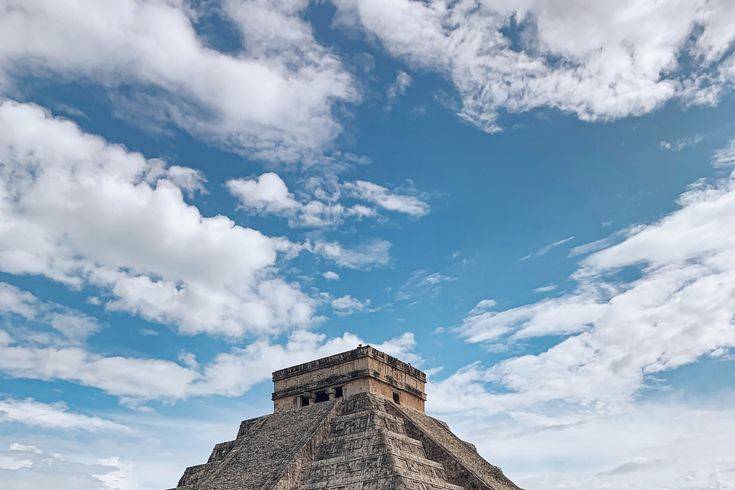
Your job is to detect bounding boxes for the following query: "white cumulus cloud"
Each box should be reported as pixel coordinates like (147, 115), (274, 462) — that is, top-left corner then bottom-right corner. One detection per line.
(385, 70), (413, 108)
(0, 100), (313, 337)
(331, 295), (370, 316)
(0, 0), (357, 161)
(322, 271), (340, 281)
(0, 328), (417, 403)
(333, 0), (735, 132)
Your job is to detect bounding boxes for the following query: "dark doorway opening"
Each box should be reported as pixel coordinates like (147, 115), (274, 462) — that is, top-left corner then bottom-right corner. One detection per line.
(315, 390), (329, 403)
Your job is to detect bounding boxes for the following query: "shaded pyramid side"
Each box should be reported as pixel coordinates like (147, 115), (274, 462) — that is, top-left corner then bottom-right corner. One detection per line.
(172, 399), (340, 489)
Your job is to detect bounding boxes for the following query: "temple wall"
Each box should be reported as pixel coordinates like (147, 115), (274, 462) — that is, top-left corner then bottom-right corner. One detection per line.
(272, 346), (427, 413)
(274, 356), (369, 393)
(368, 377), (425, 412)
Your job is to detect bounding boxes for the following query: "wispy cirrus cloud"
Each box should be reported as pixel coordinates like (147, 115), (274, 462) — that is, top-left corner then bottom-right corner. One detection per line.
(428, 393), (735, 490)
(307, 239), (391, 269)
(429, 141), (735, 488)
(659, 135), (704, 152)
(0, 282), (100, 344)
(444, 139), (735, 418)
(226, 172), (429, 228)
(568, 228), (639, 257)
(342, 180), (429, 217)
(713, 137), (735, 168)
(0, 443), (136, 490)
(395, 269), (456, 302)
(520, 235), (575, 261)
(0, 398), (128, 433)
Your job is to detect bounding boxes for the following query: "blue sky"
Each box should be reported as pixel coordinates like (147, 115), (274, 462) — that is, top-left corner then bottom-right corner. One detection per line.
(1, 1), (735, 489)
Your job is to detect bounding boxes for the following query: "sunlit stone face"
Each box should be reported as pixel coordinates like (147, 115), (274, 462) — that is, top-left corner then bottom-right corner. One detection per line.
(271, 345), (427, 413)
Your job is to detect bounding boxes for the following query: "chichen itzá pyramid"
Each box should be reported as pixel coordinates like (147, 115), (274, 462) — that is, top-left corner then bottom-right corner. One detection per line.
(170, 345), (521, 489)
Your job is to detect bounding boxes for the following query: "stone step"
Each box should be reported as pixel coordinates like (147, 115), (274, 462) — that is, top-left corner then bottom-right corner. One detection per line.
(299, 472), (464, 490)
(396, 473), (465, 490)
(310, 450), (446, 470)
(305, 452), (394, 484)
(176, 463), (208, 487)
(305, 449), (450, 484)
(235, 415), (265, 439)
(329, 409), (408, 437)
(391, 451), (450, 481)
(206, 439), (236, 463)
(382, 429), (428, 459)
(337, 393), (392, 416)
(316, 429), (386, 460)
(317, 428), (426, 460)
(331, 409), (405, 425)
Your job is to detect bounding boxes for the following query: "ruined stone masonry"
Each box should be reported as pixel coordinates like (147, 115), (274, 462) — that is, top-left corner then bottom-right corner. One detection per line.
(170, 345), (521, 489)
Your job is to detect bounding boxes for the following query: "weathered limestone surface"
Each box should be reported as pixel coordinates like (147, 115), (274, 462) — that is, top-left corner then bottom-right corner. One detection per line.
(273, 345), (427, 413)
(173, 400), (340, 489)
(386, 402), (520, 490)
(171, 392), (521, 490)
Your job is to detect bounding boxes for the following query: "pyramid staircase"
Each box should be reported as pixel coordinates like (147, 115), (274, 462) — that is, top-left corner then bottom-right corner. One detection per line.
(299, 393), (463, 489)
(171, 392), (520, 489)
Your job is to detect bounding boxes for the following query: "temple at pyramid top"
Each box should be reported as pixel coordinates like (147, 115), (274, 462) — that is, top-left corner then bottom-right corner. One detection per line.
(272, 344), (427, 413)
(171, 345), (522, 490)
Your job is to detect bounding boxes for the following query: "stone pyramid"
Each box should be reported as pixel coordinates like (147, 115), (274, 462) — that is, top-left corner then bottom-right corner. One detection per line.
(171, 346), (521, 490)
